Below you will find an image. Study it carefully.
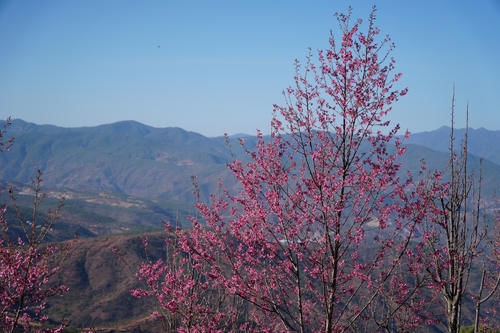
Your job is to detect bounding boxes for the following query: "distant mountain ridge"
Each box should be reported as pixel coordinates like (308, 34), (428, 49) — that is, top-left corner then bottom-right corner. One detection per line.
(405, 125), (500, 166)
(0, 119), (499, 203)
(0, 119), (238, 202)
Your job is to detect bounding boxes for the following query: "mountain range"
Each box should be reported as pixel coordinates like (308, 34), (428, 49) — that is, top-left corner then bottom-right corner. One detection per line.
(406, 125), (500, 166)
(1, 119), (499, 204)
(0, 119), (239, 203)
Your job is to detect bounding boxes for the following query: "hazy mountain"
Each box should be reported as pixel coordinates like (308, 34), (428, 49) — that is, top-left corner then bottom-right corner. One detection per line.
(406, 126), (500, 166)
(0, 119), (499, 205)
(0, 119), (238, 203)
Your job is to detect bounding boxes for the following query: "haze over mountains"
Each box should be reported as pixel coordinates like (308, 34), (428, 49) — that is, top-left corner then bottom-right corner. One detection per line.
(406, 125), (500, 166)
(1, 119), (499, 206)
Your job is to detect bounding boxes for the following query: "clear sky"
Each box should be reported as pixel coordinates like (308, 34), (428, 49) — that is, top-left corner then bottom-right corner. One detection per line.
(1, 0), (499, 137)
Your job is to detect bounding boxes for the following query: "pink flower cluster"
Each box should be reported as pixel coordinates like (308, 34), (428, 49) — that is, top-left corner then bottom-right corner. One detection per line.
(0, 207), (68, 332)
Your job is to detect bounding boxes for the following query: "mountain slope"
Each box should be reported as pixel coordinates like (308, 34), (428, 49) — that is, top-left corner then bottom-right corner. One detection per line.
(46, 232), (168, 331)
(0, 179), (195, 240)
(0, 119), (237, 202)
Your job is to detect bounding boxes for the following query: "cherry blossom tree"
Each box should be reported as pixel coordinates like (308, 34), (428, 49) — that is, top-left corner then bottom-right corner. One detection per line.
(0, 120), (68, 332)
(135, 7), (436, 332)
(132, 225), (248, 332)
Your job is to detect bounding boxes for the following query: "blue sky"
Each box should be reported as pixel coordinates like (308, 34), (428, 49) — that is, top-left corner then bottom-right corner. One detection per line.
(0, 0), (499, 137)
